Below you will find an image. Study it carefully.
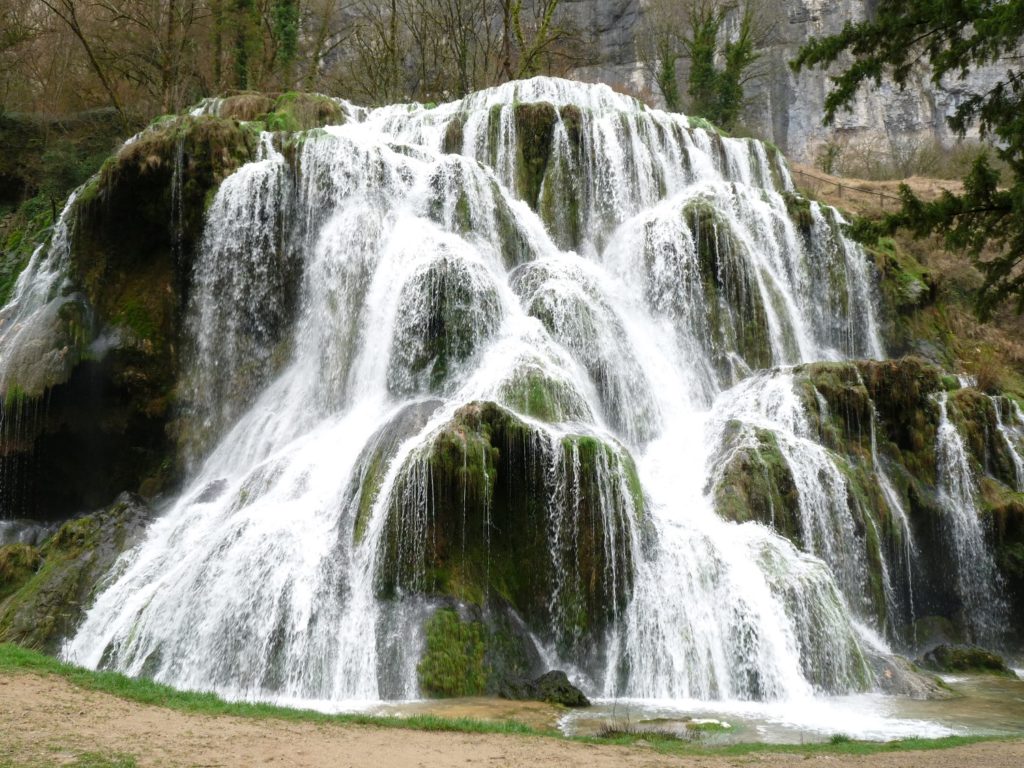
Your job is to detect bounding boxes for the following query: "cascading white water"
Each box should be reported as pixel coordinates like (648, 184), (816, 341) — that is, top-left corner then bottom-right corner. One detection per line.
(0, 192), (81, 399)
(705, 372), (889, 621)
(869, 407), (919, 636)
(0, 75), (984, 711)
(934, 393), (1006, 644)
(993, 395), (1024, 492)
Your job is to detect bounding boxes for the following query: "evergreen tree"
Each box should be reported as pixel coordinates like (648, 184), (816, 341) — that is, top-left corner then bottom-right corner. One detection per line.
(793, 0), (1024, 317)
(684, 1), (759, 130)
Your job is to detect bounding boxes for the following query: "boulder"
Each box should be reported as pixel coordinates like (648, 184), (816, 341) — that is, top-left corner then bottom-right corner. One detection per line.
(0, 492), (153, 652)
(917, 644), (1015, 676)
(499, 670), (591, 707)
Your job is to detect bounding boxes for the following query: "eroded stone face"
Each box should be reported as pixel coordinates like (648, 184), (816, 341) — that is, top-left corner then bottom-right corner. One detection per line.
(566, 0), (1009, 161)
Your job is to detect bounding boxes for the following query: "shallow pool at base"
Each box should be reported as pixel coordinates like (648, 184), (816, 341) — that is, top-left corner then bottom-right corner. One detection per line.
(260, 673), (1024, 744)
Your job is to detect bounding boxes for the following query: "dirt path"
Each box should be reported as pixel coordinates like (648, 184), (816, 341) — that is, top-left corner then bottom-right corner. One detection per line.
(2, 672), (1024, 768)
(789, 163), (964, 217)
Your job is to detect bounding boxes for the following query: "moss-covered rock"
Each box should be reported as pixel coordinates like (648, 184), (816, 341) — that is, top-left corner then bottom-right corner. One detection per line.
(387, 254), (502, 395)
(947, 389), (1021, 489)
(511, 102), (558, 210)
(512, 259), (659, 443)
(202, 91), (343, 131)
(265, 92), (344, 132)
(1, 115), (257, 520)
(0, 493), (152, 652)
(799, 358), (944, 482)
(347, 400), (443, 544)
(917, 643), (1014, 676)
(464, 101), (585, 250)
(869, 236), (937, 320)
(497, 364), (592, 423)
(712, 422), (800, 542)
(722, 358), (1024, 643)
(377, 401), (645, 658)
(499, 669), (590, 707)
(417, 607), (489, 697)
(412, 599), (547, 699)
(783, 191), (814, 236)
(982, 477), (1024, 634)
(0, 544), (42, 602)
(683, 198), (775, 378)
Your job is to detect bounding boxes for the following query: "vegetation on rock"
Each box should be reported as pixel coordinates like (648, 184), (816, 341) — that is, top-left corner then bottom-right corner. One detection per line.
(918, 644), (1014, 677)
(377, 402), (645, 659)
(0, 494), (152, 652)
(417, 608), (489, 697)
(1, 114), (257, 519)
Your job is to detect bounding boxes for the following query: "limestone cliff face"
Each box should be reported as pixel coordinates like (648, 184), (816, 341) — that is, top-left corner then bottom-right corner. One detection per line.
(567, 0), (1012, 161)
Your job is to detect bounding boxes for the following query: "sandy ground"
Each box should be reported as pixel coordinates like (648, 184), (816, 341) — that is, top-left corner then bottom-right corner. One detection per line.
(2, 672), (1024, 768)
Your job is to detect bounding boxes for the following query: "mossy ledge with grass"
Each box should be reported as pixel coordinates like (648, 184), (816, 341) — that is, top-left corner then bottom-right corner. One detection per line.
(711, 355), (1024, 645)
(0, 642), (1016, 757)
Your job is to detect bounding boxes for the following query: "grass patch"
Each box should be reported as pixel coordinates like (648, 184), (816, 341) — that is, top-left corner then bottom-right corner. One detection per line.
(0, 643), (539, 736)
(0, 643), (1019, 757)
(0, 752), (137, 768)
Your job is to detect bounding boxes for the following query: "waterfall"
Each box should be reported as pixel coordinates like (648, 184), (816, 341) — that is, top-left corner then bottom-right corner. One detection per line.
(934, 393), (1006, 645)
(993, 395), (1024, 491)
(1, 75), (973, 707)
(0, 192), (84, 519)
(869, 407), (919, 639)
(0, 192), (82, 399)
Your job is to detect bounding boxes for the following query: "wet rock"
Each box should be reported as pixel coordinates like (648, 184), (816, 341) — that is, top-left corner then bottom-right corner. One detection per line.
(499, 670), (590, 707)
(1, 114), (258, 522)
(0, 492), (153, 652)
(377, 401), (647, 661)
(0, 520), (58, 547)
(866, 652), (956, 700)
(917, 644), (1015, 676)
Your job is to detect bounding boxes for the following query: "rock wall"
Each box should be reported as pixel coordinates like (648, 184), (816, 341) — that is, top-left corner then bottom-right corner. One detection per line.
(566, 0), (1012, 162)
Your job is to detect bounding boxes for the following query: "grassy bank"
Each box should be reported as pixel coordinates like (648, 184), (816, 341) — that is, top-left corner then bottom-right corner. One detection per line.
(1, 643), (1019, 760)
(0, 644), (538, 736)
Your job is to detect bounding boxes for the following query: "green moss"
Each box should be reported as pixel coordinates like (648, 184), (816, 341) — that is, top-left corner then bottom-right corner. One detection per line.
(417, 608), (488, 698)
(1, 192), (57, 306)
(687, 116), (723, 134)
(498, 367), (589, 423)
(4, 383), (28, 409)
(0, 544), (42, 602)
(783, 191), (814, 235)
(621, 451), (646, 519)
(442, 116), (466, 154)
(919, 644), (1015, 676)
(265, 109), (301, 133)
(214, 94), (276, 122)
(387, 256), (502, 395)
(512, 102), (558, 209)
(378, 402), (644, 654)
(113, 296), (159, 341)
(948, 389), (1020, 488)
(266, 92), (343, 132)
(681, 198), (774, 376)
(0, 496), (149, 652)
(713, 423), (801, 542)
(868, 236), (936, 327)
(354, 448), (387, 544)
